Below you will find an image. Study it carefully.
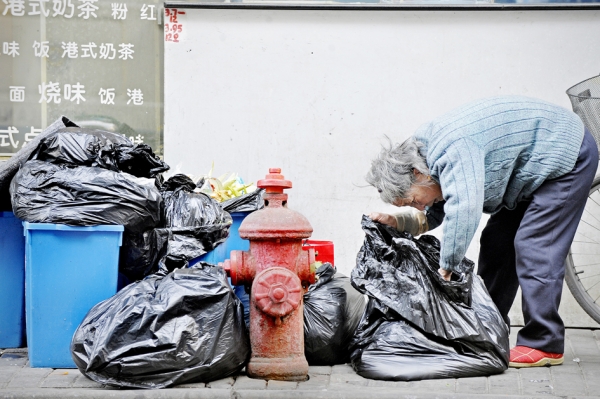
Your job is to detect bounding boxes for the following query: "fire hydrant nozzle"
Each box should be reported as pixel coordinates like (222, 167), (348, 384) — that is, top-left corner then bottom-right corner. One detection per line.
(222, 168), (315, 382)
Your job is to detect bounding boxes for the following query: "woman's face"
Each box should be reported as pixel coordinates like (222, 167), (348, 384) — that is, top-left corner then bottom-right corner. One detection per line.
(392, 172), (443, 211)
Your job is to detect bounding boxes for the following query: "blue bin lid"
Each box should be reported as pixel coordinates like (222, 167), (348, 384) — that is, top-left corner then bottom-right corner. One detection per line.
(22, 222), (124, 232)
(0, 211), (16, 218)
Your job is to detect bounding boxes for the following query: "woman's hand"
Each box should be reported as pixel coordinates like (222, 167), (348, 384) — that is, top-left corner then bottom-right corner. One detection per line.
(438, 268), (452, 281)
(369, 212), (398, 229)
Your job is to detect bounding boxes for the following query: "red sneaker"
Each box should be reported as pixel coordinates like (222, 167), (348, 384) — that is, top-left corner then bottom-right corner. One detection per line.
(509, 346), (564, 368)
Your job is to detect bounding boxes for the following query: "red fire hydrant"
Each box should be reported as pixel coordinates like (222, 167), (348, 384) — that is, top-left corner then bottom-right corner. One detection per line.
(222, 168), (316, 381)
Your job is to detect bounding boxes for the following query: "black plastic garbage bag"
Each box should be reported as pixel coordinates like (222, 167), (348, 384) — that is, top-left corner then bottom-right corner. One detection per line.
(119, 175), (232, 281)
(152, 224), (232, 271)
(119, 229), (167, 282)
(162, 174), (231, 228)
(160, 173), (196, 192)
(221, 189), (265, 213)
(29, 127), (169, 178)
(0, 116), (77, 211)
(71, 262), (250, 389)
(10, 161), (162, 233)
(304, 263), (366, 365)
(349, 215), (509, 381)
(114, 143), (170, 179)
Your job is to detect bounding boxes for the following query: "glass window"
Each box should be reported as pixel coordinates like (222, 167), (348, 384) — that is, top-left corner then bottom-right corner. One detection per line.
(0, 0), (164, 159)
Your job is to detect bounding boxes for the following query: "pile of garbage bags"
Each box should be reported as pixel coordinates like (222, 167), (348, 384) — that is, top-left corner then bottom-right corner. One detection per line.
(1, 117), (233, 282)
(349, 216), (509, 381)
(119, 174), (232, 281)
(11, 160), (163, 233)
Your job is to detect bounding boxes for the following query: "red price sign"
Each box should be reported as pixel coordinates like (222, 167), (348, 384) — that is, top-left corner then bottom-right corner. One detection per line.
(165, 9), (185, 43)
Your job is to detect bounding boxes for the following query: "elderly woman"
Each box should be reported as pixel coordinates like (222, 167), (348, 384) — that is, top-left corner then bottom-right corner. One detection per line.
(366, 96), (598, 368)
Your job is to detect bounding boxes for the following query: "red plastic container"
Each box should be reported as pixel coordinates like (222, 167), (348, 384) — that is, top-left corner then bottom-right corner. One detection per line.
(302, 240), (334, 265)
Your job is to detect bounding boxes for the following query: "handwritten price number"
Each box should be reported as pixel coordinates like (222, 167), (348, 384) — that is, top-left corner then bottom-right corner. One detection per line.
(164, 9), (185, 43)
(165, 32), (179, 42)
(166, 24), (182, 33)
(165, 8), (185, 23)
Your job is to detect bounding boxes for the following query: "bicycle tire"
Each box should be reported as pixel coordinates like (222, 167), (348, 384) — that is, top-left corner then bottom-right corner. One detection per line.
(565, 176), (600, 324)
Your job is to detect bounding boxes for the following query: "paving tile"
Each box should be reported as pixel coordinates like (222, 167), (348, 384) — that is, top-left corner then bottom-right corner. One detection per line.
(551, 368), (588, 397)
(0, 352), (28, 368)
(0, 368), (18, 385)
(405, 378), (456, 393)
(518, 367), (554, 396)
(367, 379), (405, 388)
(308, 365), (332, 375)
(40, 369), (79, 388)
(297, 374), (329, 390)
(581, 368), (600, 392)
(455, 376), (488, 394)
(233, 375), (267, 390)
(329, 371), (368, 386)
(71, 374), (104, 388)
(206, 376), (235, 389)
(267, 380), (298, 390)
(488, 368), (521, 396)
(509, 327), (521, 348)
(330, 364), (355, 374)
(568, 330), (600, 360)
(5, 367), (52, 388)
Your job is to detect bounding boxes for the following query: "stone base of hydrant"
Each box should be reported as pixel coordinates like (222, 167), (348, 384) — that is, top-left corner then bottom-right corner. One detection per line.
(247, 356), (309, 382)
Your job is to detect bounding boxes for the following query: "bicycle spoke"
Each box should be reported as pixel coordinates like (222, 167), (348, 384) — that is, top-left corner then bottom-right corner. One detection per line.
(572, 261), (600, 268)
(572, 237), (600, 244)
(588, 192), (600, 209)
(570, 250), (600, 255)
(581, 206), (600, 228)
(579, 272), (600, 280)
(578, 218), (600, 236)
(574, 229), (600, 245)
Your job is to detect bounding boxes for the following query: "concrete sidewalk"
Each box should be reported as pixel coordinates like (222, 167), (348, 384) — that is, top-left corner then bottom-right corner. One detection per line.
(1, 328), (599, 399)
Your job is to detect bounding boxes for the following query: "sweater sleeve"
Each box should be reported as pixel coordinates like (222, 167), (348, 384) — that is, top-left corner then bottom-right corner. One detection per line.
(432, 138), (485, 272)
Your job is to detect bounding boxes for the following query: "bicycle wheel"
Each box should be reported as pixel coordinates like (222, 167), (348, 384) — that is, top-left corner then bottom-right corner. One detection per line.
(566, 176), (600, 324)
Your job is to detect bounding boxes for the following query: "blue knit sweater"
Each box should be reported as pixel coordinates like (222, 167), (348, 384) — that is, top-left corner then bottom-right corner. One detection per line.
(413, 96), (585, 272)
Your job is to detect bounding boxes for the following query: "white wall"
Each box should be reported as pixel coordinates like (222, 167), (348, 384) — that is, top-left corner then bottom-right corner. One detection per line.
(164, 8), (600, 327)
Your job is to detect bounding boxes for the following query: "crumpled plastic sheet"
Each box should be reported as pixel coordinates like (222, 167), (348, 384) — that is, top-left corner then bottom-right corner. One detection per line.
(349, 215), (509, 381)
(303, 263), (366, 365)
(161, 175), (231, 228)
(221, 189), (265, 213)
(10, 160), (163, 233)
(0, 116), (76, 211)
(71, 262), (250, 389)
(29, 127), (169, 178)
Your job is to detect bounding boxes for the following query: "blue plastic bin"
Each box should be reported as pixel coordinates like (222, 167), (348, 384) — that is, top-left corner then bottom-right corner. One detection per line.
(195, 211), (251, 265)
(0, 212), (26, 348)
(23, 223), (124, 368)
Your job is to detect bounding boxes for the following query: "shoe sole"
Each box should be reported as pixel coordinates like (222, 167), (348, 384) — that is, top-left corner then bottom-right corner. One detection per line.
(509, 357), (564, 368)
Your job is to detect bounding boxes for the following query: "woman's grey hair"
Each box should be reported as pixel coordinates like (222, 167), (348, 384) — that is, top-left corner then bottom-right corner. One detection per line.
(366, 137), (431, 204)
